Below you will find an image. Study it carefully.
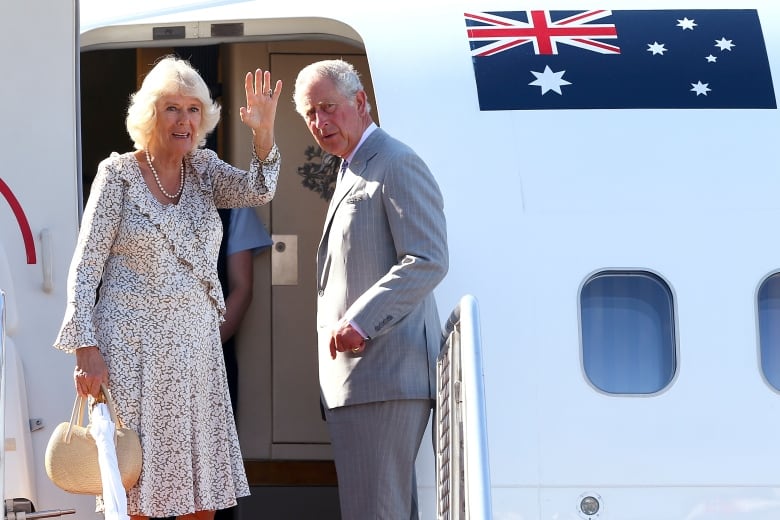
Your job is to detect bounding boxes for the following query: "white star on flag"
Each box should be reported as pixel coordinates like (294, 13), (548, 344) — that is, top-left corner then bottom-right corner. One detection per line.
(529, 65), (572, 95)
(677, 17), (697, 30)
(647, 41), (667, 55)
(715, 37), (735, 51)
(691, 81), (711, 96)
(705, 54), (717, 63)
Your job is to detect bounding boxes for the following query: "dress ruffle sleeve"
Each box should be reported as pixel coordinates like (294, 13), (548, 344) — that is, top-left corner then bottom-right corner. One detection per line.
(54, 153), (125, 353)
(190, 145), (280, 209)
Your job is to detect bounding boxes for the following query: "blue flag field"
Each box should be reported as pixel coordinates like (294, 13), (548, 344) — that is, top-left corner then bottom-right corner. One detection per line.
(465, 9), (777, 110)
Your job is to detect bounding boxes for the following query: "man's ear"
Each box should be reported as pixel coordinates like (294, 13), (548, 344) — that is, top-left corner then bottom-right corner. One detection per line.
(355, 90), (368, 115)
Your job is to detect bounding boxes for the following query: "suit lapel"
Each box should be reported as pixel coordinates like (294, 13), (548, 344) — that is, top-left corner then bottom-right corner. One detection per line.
(325, 169), (357, 226)
(317, 129), (385, 289)
(321, 130), (384, 234)
(318, 170), (355, 290)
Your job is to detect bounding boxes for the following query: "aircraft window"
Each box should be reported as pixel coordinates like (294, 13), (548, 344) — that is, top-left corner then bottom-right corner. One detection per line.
(580, 271), (676, 394)
(757, 273), (780, 390)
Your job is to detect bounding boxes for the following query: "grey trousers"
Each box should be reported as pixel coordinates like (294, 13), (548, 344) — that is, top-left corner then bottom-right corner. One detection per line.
(324, 399), (432, 520)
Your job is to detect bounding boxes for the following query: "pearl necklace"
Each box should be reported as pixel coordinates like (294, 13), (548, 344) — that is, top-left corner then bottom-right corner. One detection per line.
(145, 149), (184, 199)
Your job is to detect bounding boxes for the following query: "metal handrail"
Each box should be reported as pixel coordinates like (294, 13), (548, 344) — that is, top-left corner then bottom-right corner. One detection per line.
(436, 295), (492, 519)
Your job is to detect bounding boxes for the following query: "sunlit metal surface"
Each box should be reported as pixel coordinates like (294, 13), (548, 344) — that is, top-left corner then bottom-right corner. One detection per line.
(436, 295), (492, 519)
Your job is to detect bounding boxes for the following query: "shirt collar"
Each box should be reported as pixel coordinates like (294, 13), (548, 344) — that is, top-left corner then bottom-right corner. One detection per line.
(344, 122), (378, 164)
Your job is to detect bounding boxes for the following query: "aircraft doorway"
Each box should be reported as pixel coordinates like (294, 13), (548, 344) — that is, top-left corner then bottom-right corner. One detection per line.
(80, 40), (377, 519)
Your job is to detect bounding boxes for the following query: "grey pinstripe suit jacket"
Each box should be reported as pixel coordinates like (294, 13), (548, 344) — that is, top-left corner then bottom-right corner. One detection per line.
(316, 128), (449, 409)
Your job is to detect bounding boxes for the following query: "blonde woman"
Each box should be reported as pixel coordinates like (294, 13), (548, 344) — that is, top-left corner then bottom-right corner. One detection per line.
(54, 56), (282, 519)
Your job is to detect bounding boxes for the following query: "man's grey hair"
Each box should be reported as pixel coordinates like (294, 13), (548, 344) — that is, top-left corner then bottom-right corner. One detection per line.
(293, 59), (373, 117)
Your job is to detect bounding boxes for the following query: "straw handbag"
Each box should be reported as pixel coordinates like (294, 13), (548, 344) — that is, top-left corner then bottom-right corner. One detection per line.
(45, 384), (142, 494)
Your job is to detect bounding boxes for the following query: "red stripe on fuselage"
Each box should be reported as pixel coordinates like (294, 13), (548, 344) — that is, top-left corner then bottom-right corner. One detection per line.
(0, 178), (37, 264)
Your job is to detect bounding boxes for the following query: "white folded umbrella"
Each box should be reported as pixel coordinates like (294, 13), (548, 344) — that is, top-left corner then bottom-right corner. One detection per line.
(91, 403), (130, 520)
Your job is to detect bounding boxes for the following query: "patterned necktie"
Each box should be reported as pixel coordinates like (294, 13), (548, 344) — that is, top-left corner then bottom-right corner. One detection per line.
(338, 159), (349, 182)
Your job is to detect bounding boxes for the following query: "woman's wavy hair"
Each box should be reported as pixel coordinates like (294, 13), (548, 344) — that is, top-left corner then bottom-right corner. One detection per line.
(126, 55), (221, 151)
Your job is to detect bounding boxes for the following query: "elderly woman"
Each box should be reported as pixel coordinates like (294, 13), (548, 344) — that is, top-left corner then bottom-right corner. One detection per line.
(53, 56), (281, 520)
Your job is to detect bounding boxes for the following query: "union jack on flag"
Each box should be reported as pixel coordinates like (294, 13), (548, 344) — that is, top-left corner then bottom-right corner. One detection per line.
(465, 9), (776, 110)
(466, 10), (620, 57)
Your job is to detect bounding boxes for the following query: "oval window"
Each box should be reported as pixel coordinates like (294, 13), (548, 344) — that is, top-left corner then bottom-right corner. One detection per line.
(580, 271), (677, 394)
(757, 273), (780, 390)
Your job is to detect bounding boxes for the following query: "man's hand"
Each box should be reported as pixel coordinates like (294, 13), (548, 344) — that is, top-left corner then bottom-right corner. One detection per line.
(329, 322), (366, 359)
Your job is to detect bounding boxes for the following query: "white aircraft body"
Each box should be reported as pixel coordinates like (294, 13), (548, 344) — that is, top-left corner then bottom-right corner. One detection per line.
(3, 1), (780, 518)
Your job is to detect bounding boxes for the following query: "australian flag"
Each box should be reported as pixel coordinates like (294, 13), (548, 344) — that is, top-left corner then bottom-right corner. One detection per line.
(466, 9), (777, 110)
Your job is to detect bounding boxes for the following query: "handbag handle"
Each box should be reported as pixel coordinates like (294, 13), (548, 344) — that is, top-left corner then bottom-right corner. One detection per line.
(64, 384), (123, 443)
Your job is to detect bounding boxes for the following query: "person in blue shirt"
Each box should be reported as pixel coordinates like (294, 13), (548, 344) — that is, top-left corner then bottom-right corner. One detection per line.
(216, 207), (273, 415)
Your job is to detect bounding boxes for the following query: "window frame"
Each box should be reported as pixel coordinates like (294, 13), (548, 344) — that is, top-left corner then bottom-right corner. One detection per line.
(756, 270), (780, 393)
(578, 269), (679, 396)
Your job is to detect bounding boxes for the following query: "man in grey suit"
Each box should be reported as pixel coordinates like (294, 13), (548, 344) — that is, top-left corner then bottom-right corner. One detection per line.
(293, 59), (448, 519)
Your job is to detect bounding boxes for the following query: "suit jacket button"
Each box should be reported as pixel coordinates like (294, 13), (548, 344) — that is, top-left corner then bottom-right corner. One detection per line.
(318, 289), (324, 297)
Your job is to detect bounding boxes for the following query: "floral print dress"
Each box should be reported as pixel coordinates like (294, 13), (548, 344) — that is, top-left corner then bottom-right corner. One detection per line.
(54, 146), (279, 516)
